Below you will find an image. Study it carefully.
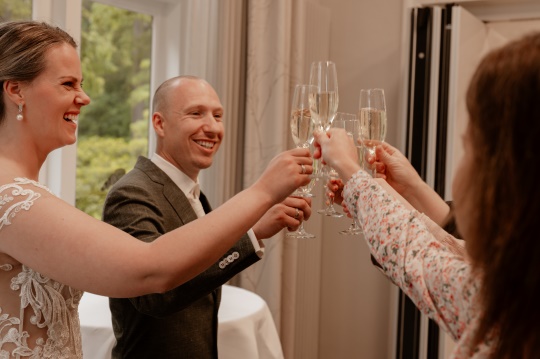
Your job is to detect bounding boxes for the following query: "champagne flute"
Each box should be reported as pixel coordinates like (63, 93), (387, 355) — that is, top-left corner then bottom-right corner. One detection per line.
(287, 84), (317, 239)
(317, 114), (353, 218)
(359, 88), (387, 177)
(290, 84), (316, 198)
(309, 60), (339, 178)
(309, 61), (339, 130)
(333, 113), (364, 235)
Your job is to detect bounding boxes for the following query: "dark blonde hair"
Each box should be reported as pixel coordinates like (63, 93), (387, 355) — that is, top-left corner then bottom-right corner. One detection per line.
(0, 20), (77, 124)
(465, 32), (540, 358)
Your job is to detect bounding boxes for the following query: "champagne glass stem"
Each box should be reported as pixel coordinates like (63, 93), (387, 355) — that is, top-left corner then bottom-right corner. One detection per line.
(286, 222), (315, 239)
(317, 171), (343, 218)
(339, 219), (363, 236)
(366, 148), (377, 177)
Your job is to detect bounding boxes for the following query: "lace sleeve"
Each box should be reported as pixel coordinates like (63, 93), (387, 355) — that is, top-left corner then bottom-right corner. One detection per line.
(0, 178), (52, 232)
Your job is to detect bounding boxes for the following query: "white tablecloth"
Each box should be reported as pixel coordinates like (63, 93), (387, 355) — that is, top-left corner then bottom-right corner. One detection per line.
(79, 285), (284, 359)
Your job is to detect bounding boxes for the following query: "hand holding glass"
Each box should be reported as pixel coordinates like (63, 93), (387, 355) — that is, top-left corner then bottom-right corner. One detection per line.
(309, 60), (339, 179)
(332, 113), (364, 235)
(287, 84), (317, 239)
(317, 113), (354, 218)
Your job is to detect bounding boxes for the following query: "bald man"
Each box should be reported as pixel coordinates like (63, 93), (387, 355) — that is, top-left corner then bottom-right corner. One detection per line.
(102, 76), (311, 358)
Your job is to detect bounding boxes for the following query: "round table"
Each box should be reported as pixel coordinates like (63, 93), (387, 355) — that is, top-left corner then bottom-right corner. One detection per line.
(78, 285), (284, 359)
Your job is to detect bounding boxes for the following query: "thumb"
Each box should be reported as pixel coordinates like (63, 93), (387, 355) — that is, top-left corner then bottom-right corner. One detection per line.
(313, 130), (329, 160)
(313, 129), (327, 142)
(313, 129), (330, 147)
(375, 145), (392, 164)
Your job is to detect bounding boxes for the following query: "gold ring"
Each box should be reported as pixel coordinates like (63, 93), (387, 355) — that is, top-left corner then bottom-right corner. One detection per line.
(300, 164), (306, 174)
(294, 208), (300, 220)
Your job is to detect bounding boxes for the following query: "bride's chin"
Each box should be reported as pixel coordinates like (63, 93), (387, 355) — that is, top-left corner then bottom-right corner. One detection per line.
(64, 135), (77, 146)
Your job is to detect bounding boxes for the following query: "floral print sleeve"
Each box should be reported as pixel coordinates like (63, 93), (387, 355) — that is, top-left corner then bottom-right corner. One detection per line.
(343, 170), (479, 341)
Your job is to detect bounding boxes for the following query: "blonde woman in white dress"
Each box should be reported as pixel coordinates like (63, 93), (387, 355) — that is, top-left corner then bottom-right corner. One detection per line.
(0, 20), (313, 358)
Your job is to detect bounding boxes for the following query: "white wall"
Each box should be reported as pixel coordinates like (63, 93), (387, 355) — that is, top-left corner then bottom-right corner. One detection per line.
(312, 0), (404, 358)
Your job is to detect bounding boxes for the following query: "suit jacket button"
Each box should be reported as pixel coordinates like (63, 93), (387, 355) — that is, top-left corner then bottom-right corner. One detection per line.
(232, 251), (240, 259)
(227, 254), (234, 263)
(219, 261), (226, 269)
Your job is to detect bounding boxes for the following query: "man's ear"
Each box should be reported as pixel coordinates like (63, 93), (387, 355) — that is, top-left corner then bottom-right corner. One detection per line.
(3, 80), (24, 105)
(152, 112), (165, 137)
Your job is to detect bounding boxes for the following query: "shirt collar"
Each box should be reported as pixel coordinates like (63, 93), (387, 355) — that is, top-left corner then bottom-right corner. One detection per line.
(150, 154), (200, 199)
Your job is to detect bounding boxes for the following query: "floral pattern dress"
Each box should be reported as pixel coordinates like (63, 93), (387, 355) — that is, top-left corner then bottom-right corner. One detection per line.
(343, 170), (491, 358)
(0, 178), (83, 358)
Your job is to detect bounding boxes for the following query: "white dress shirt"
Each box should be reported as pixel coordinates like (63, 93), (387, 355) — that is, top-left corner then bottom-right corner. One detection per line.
(151, 154), (263, 257)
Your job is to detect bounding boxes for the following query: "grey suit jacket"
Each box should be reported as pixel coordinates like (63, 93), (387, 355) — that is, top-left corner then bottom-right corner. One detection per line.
(102, 156), (260, 359)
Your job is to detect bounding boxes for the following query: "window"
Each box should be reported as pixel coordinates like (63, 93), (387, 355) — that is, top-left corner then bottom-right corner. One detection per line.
(77, 0), (152, 218)
(0, 0), (32, 21)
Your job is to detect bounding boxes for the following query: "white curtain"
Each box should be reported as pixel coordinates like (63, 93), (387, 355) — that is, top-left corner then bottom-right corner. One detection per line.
(233, 1), (307, 358)
(210, 1), (329, 357)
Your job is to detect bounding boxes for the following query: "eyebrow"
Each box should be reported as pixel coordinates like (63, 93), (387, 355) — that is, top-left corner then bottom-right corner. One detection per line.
(185, 105), (224, 113)
(58, 75), (82, 82)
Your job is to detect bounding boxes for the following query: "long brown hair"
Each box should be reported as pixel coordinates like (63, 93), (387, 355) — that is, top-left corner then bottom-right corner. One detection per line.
(0, 20), (77, 124)
(465, 32), (540, 357)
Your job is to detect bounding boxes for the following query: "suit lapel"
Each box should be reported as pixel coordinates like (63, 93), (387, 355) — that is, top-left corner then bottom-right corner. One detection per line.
(134, 156), (198, 224)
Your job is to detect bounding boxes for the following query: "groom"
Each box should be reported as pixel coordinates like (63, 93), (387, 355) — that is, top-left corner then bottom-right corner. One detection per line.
(102, 75), (311, 358)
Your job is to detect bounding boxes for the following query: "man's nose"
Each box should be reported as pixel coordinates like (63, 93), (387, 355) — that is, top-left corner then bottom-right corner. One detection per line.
(202, 114), (221, 131)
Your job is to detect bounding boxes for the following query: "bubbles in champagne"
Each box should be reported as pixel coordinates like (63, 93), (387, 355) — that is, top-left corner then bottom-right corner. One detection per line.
(290, 108), (315, 147)
(309, 91), (339, 130)
(359, 107), (387, 152)
(356, 146), (365, 168)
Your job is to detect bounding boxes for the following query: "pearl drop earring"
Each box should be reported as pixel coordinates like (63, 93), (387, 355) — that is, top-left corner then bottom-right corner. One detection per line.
(16, 104), (23, 121)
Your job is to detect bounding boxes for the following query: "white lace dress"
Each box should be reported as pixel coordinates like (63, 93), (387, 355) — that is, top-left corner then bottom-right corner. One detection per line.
(0, 178), (83, 358)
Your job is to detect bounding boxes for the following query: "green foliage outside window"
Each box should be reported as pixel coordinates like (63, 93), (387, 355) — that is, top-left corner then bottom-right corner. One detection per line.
(0, 0), (31, 21)
(76, 120), (148, 219)
(79, 1), (152, 139)
(77, 1), (152, 218)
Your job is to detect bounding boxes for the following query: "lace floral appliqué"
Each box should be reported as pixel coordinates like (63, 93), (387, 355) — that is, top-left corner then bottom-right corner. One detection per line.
(0, 178), (84, 358)
(0, 178), (50, 231)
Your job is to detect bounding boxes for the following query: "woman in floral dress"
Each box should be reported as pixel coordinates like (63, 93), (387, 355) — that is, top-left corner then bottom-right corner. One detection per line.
(315, 32), (540, 358)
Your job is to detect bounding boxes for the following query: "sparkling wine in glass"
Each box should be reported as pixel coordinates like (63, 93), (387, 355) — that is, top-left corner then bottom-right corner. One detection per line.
(309, 61), (339, 179)
(287, 84), (317, 239)
(290, 107), (315, 148)
(359, 88), (387, 176)
(309, 61), (339, 131)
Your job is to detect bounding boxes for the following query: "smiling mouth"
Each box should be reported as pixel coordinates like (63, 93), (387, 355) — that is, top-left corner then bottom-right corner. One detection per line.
(64, 114), (79, 124)
(195, 140), (214, 149)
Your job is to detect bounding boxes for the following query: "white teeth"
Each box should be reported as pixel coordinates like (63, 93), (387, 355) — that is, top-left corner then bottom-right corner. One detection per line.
(195, 140), (214, 149)
(64, 114), (79, 123)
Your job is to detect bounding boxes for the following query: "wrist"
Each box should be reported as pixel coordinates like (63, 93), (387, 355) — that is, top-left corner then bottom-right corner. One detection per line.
(335, 161), (362, 184)
(247, 182), (277, 210)
(401, 176), (428, 203)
